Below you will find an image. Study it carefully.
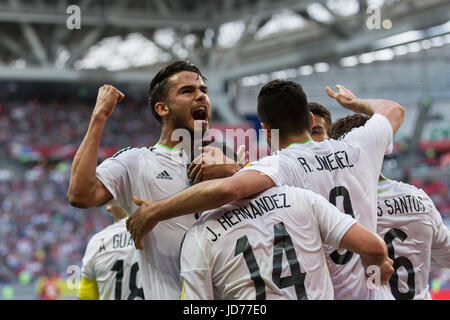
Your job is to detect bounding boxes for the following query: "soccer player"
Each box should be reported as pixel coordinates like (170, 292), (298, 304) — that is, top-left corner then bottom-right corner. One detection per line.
(308, 102), (332, 142)
(67, 60), (244, 299)
(127, 81), (405, 299)
(127, 80), (404, 299)
(180, 186), (389, 300)
(78, 205), (144, 300)
(330, 113), (450, 300)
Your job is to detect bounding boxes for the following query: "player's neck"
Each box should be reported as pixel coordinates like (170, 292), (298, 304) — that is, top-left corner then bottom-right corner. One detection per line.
(278, 132), (312, 150)
(158, 126), (182, 149)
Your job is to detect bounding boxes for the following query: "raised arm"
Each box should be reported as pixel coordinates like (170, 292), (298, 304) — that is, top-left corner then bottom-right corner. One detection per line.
(127, 170), (275, 249)
(326, 85), (405, 134)
(67, 85), (124, 208)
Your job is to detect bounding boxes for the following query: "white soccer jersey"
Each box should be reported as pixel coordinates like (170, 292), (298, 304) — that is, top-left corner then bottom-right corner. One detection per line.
(96, 143), (197, 299)
(180, 186), (357, 300)
(377, 178), (450, 300)
(240, 114), (394, 299)
(80, 219), (144, 300)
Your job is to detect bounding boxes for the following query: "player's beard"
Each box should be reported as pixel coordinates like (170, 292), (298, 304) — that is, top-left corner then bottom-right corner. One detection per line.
(171, 106), (209, 135)
(169, 109), (209, 159)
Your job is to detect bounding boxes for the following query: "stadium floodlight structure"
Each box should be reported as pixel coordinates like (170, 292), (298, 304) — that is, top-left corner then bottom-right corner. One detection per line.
(0, 0), (449, 123)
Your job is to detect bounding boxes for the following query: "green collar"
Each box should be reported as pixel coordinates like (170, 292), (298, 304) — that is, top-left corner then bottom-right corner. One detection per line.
(287, 139), (311, 148)
(157, 142), (180, 150)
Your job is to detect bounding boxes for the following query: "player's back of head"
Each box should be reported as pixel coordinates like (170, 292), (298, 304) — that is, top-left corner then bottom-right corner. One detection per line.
(257, 80), (309, 139)
(330, 113), (370, 140)
(309, 102), (332, 133)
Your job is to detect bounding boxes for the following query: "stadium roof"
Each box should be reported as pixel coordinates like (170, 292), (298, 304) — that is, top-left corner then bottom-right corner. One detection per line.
(0, 0), (449, 122)
(0, 0), (448, 74)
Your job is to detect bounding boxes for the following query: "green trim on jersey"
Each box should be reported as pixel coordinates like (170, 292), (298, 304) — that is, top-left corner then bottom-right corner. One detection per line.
(378, 188), (390, 194)
(157, 142), (179, 150)
(287, 139), (311, 148)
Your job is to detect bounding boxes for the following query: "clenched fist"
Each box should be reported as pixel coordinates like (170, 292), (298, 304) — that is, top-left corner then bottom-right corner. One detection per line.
(92, 84), (125, 119)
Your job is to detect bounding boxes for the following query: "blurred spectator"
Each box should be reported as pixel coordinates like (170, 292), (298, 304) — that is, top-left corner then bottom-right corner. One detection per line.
(0, 95), (160, 150)
(0, 162), (113, 284)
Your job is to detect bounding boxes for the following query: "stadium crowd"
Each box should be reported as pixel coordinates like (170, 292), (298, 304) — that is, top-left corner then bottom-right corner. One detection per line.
(0, 92), (161, 286)
(0, 92), (160, 149)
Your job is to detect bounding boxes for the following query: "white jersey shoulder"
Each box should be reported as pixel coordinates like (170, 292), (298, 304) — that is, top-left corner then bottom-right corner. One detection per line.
(239, 114), (394, 299)
(377, 178), (450, 300)
(81, 219), (144, 300)
(180, 186), (357, 300)
(95, 144), (196, 299)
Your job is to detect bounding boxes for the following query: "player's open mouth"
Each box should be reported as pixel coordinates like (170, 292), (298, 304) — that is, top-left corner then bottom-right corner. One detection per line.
(192, 108), (208, 122)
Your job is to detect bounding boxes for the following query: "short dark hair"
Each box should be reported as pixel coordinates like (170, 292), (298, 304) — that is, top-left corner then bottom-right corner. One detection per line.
(308, 102), (332, 135)
(148, 60), (206, 123)
(257, 79), (309, 138)
(330, 113), (370, 140)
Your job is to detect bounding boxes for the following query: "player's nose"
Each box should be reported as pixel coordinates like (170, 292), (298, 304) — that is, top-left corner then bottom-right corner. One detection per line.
(195, 89), (207, 102)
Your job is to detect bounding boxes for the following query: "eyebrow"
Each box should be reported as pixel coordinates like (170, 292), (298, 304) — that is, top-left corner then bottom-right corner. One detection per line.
(177, 84), (208, 92)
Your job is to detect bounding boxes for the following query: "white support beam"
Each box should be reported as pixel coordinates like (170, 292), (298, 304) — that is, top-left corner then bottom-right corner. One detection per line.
(0, 9), (211, 30)
(49, 26), (71, 62)
(224, 2), (450, 80)
(8, 0), (19, 10)
(219, 18), (267, 70)
(214, 0), (317, 25)
(65, 27), (104, 67)
(154, 0), (170, 16)
(0, 33), (30, 60)
(20, 23), (49, 65)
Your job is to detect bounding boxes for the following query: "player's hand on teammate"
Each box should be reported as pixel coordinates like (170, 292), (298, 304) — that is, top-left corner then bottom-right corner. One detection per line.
(126, 196), (158, 250)
(92, 84), (125, 119)
(188, 145), (249, 185)
(379, 257), (394, 285)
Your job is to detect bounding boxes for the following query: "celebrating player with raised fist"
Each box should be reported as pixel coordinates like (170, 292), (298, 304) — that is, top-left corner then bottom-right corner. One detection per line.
(68, 60), (245, 300)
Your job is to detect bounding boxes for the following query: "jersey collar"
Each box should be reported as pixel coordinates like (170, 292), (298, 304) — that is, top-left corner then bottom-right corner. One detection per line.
(153, 143), (190, 165)
(284, 139), (313, 150)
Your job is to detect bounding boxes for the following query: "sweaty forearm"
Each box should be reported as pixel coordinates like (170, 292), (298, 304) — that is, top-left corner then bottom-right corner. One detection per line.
(360, 251), (387, 269)
(355, 98), (405, 133)
(351, 98), (393, 116)
(67, 115), (107, 206)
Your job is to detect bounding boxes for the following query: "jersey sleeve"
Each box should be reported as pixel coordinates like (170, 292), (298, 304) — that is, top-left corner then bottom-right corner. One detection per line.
(426, 194), (450, 268)
(238, 154), (294, 187)
(308, 190), (358, 249)
(96, 148), (140, 214)
(78, 277), (100, 300)
(343, 113), (393, 161)
(179, 229), (214, 300)
(78, 235), (100, 299)
(80, 235), (98, 281)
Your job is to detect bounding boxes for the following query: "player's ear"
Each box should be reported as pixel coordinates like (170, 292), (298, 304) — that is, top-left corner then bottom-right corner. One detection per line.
(260, 122), (271, 140)
(309, 112), (314, 130)
(155, 102), (170, 119)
